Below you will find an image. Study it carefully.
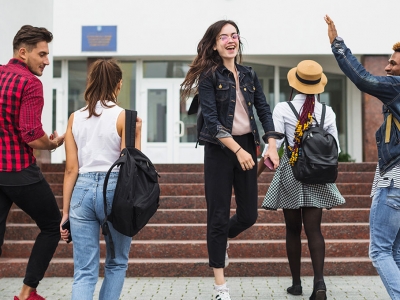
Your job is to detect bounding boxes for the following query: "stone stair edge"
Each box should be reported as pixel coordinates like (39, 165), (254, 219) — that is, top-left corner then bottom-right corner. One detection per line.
(3, 238), (371, 244)
(40, 162), (378, 173)
(0, 257), (371, 263)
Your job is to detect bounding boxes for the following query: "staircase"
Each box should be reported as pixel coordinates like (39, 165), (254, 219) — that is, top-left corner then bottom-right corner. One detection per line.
(0, 162), (378, 277)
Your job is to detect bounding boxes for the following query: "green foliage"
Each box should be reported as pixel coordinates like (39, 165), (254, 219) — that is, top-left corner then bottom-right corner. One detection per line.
(278, 144), (285, 158)
(338, 152), (355, 162)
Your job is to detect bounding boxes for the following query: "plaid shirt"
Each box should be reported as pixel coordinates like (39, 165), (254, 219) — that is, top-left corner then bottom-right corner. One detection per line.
(0, 59), (45, 171)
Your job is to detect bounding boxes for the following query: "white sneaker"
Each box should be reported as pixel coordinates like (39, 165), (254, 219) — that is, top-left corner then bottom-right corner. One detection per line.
(225, 242), (229, 268)
(214, 289), (232, 300)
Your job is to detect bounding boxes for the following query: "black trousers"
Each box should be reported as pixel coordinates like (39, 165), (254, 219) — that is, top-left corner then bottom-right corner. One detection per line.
(0, 179), (61, 288)
(204, 133), (258, 268)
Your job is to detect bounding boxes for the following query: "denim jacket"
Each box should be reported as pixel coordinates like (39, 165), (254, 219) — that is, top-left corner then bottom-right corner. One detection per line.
(331, 39), (400, 175)
(197, 64), (283, 147)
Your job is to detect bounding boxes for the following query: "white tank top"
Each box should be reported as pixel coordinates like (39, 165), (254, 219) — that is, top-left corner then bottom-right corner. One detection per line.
(72, 101), (123, 173)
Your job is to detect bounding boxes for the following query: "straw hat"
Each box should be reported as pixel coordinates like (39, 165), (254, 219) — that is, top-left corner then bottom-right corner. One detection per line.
(287, 60), (327, 94)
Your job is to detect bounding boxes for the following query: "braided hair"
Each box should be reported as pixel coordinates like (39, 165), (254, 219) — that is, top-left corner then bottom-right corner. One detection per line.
(288, 94), (315, 166)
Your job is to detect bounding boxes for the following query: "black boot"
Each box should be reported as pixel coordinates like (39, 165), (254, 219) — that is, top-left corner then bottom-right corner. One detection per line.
(309, 281), (327, 300)
(287, 284), (302, 295)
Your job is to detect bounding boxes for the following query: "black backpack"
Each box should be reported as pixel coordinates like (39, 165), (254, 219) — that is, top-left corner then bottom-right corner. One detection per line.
(187, 68), (255, 146)
(286, 102), (338, 184)
(101, 110), (160, 258)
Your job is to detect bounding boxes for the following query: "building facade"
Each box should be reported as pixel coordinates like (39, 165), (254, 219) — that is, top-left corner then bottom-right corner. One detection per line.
(0, 0), (392, 164)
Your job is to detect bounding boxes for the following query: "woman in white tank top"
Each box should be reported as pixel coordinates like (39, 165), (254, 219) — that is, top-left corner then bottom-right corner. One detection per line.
(60, 59), (142, 300)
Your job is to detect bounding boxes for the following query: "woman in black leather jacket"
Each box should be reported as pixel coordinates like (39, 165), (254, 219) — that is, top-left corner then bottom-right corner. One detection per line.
(181, 20), (282, 300)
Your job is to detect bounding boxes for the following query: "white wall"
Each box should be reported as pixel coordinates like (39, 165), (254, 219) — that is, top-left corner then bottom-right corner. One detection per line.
(53, 0), (395, 57)
(1, 0), (386, 163)
(0, 0), (54, 135)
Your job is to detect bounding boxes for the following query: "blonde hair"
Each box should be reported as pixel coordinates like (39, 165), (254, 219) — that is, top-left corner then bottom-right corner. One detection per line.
(392, 42), (400, 52)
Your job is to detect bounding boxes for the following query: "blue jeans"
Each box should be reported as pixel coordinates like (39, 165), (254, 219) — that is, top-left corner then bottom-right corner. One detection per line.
(69, 172), (132, 300)
(369, 184), (400, 300)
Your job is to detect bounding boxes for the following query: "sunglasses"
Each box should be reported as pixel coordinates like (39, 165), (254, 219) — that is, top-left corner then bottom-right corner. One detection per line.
(218, 33), (240, 43)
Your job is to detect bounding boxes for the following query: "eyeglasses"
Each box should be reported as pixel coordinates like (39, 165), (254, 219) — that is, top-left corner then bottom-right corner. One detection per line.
(219, 33), (240, 43)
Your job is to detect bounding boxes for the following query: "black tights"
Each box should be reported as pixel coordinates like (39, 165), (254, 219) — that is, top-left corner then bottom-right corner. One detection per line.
(283, 207), (325, 286)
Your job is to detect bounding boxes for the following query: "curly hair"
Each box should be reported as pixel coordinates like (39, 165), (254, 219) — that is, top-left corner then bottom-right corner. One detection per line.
(393, 42), (400, 52)
(13, 25), (53, 52)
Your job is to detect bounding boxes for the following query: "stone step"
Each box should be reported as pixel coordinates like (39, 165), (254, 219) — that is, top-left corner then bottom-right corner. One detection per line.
(158, 195), (372, 209)
(4, 223), (370, 241)
(11, 194), (372, 210)
(1, 239), (369, 259)
(44, 182), (373, 197)
(0, 257), (377, 277)
(3, 162), (377, 279)
(7, 208), (370, 224)
(157, 172), (375, 184)
(40, 162), (378, 173)
(42, 171), (376, 184)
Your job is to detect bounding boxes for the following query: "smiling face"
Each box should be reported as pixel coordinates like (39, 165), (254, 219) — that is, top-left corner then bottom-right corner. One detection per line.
(385, 52), (400, 76)
(213, 24), (239, 65)
(17, 41), (50, 76)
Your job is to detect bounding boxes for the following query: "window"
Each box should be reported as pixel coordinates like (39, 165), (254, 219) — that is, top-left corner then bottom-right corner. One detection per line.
(53, 60), (62, 78)
(119, 61), (137, 110)
(245, 62), (275, 155)
(68, 61), (87, 117)
(143, 61), (191, 78)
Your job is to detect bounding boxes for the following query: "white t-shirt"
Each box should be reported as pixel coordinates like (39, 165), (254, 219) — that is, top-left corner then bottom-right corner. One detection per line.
(72, 100), (124, 173)
(263, 94), (341, 155)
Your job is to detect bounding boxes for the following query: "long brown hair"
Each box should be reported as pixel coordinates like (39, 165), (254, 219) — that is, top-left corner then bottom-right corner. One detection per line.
(180, 20), (243, 101)
(84, 59), (122, 118)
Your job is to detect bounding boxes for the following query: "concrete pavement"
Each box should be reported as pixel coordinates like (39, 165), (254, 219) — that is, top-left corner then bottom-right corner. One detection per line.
(0, 276), (390, 300)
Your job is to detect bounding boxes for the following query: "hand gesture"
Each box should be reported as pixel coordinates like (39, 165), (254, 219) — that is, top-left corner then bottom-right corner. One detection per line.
(236, 148), (255, 171)
(49, 130), (65, 150)
(60, 215), (71, 243)
(324, 15), (339, 44)
(264, 147), (280, 170)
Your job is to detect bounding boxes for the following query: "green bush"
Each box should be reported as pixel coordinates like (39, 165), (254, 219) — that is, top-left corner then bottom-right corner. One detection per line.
(338, 152), (355, 162)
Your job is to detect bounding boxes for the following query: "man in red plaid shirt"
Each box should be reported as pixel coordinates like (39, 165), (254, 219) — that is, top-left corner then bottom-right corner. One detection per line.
(0, 25), (65, 300)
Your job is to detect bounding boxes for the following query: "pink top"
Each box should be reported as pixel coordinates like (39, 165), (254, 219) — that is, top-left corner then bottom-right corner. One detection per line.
(232, 71), (251, 135)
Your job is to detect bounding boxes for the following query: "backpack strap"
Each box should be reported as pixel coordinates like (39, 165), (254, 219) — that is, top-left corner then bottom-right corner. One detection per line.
(287, 101), (300, 119)
(284, 102), (299, 158)
(288, 100), (326, 128)
(320, 104), (326, 129)
(101, 109), (137, 259)
(125, 110), (137, 148)
(101, 155), (122, 259)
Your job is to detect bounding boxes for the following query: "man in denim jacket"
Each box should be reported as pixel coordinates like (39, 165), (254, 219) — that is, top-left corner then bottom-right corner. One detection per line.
(325, 15), (400, 299)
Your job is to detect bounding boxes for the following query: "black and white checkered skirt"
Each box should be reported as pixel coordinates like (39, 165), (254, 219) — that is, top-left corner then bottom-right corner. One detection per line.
(261, 153), (346, 210)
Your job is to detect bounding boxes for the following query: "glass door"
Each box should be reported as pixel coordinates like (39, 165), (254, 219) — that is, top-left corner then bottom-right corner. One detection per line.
(176, 88), (203, 163)
(51, 78), (68, 163)
(140, 79), (204, 163)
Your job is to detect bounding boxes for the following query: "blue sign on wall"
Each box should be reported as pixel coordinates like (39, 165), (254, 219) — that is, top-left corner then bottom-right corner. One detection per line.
(82, 26), (117, 52)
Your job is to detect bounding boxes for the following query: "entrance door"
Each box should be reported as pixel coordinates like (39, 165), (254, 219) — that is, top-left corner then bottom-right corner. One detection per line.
(51, 78), (68, 163)
(139, 80), (203, 163)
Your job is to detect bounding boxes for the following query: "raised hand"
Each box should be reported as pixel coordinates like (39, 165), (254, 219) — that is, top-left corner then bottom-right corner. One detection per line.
(324, 15), (339, 44)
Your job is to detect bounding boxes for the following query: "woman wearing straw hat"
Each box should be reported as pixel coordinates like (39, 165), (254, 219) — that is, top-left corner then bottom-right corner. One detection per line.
(261, 60), (345, 300)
